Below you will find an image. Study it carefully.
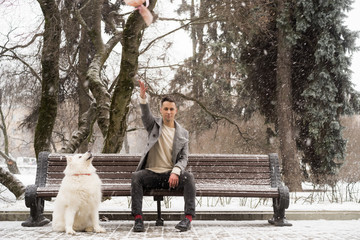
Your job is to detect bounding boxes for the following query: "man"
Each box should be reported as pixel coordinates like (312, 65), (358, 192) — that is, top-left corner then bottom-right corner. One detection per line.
(131, 80), (196, 232)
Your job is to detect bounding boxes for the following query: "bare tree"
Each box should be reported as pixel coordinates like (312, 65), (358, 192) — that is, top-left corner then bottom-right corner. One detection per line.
(0, 89), (24, 198)
(0, 89), (20, 174)
(33, 0), (61, 159)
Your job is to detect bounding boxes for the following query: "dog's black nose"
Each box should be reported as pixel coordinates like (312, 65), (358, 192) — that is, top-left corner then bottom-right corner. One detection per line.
(87, 151), (93, 160)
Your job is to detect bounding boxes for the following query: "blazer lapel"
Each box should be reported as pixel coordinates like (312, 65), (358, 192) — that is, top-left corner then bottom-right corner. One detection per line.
(171, 121), (188, 163)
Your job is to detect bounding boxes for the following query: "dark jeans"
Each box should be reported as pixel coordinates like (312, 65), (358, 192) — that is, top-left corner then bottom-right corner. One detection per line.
(131, 169), (196, 217)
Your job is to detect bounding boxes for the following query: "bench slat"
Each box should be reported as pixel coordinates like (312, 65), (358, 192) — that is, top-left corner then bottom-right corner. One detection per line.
(49, 161), (269, 169)
(46, 155), (270, 165)
(44, 178), (272, 187)
(46, 165), (271, 174)
(46, 172), (271, 181)
(48, 154), (269, 160)
(37, 183), (278, 198)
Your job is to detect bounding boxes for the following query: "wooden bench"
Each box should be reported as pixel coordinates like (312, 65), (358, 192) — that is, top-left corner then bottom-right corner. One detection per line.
(22, 152), (292, 227)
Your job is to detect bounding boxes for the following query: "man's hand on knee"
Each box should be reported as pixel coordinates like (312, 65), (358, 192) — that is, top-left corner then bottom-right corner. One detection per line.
(168, 173), (179, 188)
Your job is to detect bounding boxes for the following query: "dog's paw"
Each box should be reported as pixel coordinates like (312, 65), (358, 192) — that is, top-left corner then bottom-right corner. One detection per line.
(94, 226), (106, 233)
(85, 226), (94, 232)
(65, 228), (76, 235)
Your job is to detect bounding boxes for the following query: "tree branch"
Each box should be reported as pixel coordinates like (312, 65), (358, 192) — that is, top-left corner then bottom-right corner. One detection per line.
(139, 17), (217, 55)
(74, 3), (92, 33)
(0, 163), (25, 199)
(0, 150), (20, 175)
(103, 31), (123, 64)
(138, 63), (184, 69)
(0, 33), (43, 56)
(1, 51), (41, 83)
(78, 0), (92, 12)
(170, 92), (251, 142)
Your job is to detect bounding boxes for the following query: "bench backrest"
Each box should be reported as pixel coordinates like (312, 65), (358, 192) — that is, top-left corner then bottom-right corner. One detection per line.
(37, 153), (280, 189)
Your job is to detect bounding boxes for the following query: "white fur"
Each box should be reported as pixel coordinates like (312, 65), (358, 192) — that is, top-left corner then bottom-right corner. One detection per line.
(52, 152), (105, 234)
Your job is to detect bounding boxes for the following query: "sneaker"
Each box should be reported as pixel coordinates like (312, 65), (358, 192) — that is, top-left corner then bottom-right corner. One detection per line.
(133, 218), (145, 232)
(175, 218), (191, 232)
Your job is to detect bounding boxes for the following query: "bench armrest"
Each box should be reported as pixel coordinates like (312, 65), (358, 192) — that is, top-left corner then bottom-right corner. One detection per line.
(35, 152), (50, 187)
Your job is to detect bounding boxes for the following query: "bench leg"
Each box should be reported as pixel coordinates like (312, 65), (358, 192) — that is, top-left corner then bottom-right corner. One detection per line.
(154, 196), (164, 226)
(268, 185), (292, 227)
(22, 185), (50, 227)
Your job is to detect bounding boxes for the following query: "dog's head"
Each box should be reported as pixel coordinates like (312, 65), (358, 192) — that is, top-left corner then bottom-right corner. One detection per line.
(64, 151), (96, 175)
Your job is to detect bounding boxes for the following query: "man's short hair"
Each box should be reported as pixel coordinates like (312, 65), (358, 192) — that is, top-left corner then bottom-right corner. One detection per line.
(161, 96), (176, 106)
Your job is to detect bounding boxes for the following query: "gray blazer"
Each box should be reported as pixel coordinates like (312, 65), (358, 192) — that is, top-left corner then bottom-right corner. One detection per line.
(135, 103), (189, 173)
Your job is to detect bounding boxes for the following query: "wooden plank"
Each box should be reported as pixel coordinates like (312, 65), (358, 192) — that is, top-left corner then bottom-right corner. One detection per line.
(189, 153), (269, 159)
(47, 154), (269, 163)
(46, 172), (133, 180)
(38, 184), (278, 198)
(46, 165), (270, 174)
(47, 153), (269, 159)
(47, 165), (137, 173)
(46, 178), (270, 188)
(195, 179), (271, 185)
(192, 172), (270, 179)
(48, 155), (141, 163)
(188, 162), (270, 167)
(100, 184), (276, 192)
(45, 178), (271, 186)
(45, 179), (132, 185)
(188, 166), (270, 173)
(189, 159), (270, 163)
(47, 163), (271, 172)
(48, 161), (139, 167)
(46, 172), (271, 181)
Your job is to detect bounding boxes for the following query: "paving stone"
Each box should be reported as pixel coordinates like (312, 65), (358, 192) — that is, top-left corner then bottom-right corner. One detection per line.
(1, 220), (360, 239)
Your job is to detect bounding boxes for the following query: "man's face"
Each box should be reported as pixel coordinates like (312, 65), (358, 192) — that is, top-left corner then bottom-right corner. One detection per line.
(160, 101), (177, 124)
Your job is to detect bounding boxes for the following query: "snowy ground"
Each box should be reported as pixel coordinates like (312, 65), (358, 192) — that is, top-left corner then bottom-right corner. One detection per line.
(2, 219), (360, 240)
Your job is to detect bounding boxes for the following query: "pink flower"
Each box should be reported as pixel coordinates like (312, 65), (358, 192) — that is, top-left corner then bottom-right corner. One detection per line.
(124, 0), (146, 7)
(124, 0), (153, 26)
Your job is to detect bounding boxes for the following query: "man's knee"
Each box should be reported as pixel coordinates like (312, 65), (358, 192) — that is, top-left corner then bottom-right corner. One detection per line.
(131, 171), (142, 184)
(181, 171), (195, 184)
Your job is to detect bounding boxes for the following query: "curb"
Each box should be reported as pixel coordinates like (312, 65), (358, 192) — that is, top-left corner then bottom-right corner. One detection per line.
(2, 210), (360, 222)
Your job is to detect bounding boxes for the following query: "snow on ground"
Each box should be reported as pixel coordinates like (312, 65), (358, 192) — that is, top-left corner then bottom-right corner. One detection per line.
(1, 164), (360, 213)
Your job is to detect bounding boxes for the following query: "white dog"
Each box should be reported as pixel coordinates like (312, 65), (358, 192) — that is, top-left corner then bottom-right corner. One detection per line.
(52, 152), (106, 234)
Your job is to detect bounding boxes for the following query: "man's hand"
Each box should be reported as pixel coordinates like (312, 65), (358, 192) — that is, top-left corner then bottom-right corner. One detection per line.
(168, 173), (179, 188)
(138, 79), (148, 99)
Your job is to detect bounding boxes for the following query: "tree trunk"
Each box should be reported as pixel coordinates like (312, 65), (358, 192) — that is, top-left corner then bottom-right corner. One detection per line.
(0, 90), (20, 174)
(103, 0), (157, 153)
(0, 151), (20, 175)
(77, 0), (122, 139)
(191, 0), (206, 98)
(276, 0), (302, 191)
(34, 0), (61, 159)
(77, 1), (95, 153)
(85, 0), (110, 138)
(0, 166), (25, 199)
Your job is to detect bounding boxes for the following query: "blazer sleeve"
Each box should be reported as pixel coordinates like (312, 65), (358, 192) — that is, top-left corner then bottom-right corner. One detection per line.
(140, 103), (156, 133)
